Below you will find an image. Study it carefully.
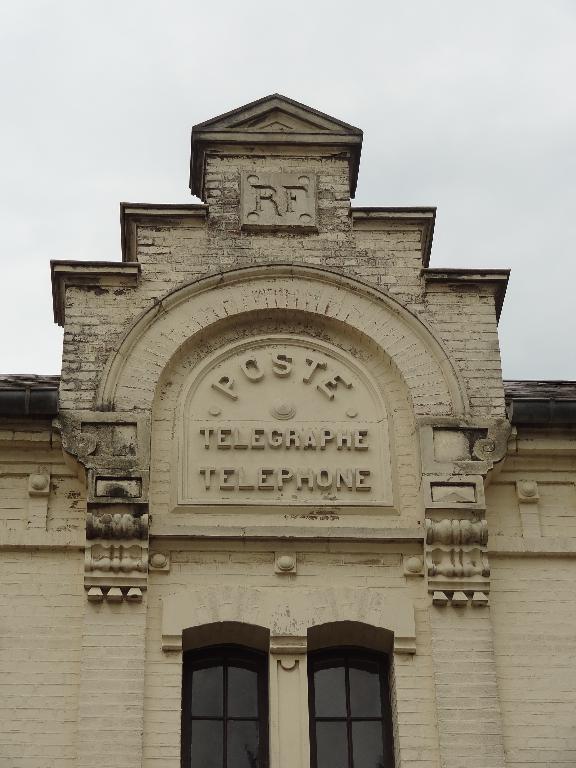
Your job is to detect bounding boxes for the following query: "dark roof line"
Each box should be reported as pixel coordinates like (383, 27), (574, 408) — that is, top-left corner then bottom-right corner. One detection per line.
(0, 375), (59, 418)
(0, 377), (575, 423)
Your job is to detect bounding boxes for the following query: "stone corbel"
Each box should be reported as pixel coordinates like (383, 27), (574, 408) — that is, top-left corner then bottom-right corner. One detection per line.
(419, 417), (510, 607)
(55, 410), (150, 504)
(55, 410), (152, 603)
(425, 518), (490, 605)
(419, 417), (511, 478)
(270, 635), (307, 669)
(84, 506), (149, 603)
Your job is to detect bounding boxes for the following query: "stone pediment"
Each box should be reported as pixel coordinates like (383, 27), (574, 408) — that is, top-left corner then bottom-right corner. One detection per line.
(192, 93), (362, 135)
(190, 94), (363, 199)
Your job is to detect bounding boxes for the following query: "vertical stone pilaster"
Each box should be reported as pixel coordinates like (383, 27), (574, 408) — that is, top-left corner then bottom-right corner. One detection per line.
(430, 605), (506, 768)
(516, 480), (542, 537)
(77, 598), (147, 768)
(269, 636), (310, 768)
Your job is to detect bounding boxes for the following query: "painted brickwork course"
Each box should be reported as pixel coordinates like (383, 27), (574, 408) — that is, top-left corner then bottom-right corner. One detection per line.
(1, 95), (575, 768)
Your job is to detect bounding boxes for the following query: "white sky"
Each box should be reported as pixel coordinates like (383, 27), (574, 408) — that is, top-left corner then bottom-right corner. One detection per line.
(1, 1), (575, 378)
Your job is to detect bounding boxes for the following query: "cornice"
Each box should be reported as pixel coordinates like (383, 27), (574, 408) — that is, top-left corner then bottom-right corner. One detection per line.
(51, 260), (141, 327)
(120, 202), (208, 262)
(422, 267), (510, 322)
(352, 207), (436, 265)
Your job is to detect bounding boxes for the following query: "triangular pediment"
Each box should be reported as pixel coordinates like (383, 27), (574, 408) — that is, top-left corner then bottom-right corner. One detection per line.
(192, 94), (362, 136)
(231, 109), (328, 133)
(190, 94), (363, 199)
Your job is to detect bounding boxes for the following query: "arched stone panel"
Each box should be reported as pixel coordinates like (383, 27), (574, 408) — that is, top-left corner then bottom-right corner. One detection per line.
(161, 585), (416, 655)
(176, 332), (393, 509)
(98, 264), (468, 417)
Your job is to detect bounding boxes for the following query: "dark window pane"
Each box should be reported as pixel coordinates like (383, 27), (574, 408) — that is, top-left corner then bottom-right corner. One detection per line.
(351, 722), (384, 768)
(228, 721), (259, 768)
(191, 665), (223, 716)
(228, 665), (258, 717)
(314, 663), (346, 717)
(315, 721), (348, 768)
(349, 661), (381, 717)
(191, 720), (223, 768)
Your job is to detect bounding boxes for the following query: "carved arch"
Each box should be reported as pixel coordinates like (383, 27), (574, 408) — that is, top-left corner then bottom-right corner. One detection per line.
(97, 263), (468, 416)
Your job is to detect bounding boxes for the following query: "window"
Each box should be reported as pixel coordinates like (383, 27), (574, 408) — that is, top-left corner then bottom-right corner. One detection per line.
(308, 649), (394, 768)
(181, 646), (268, 768)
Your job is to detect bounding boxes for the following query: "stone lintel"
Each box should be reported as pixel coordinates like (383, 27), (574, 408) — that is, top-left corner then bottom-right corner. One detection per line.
(422, 267), (510, 322)
(51, 261), (141, 327)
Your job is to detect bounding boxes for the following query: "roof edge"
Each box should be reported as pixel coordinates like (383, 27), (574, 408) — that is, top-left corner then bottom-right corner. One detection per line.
(120, 202), (208, 262)
(352, 207), (436, 265)
(423, 268), (510, 323)
(51, 261), (141, 327)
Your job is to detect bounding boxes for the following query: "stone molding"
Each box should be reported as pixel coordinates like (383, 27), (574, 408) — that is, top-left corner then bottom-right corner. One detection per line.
(160, 585), (416, 655)
(51, 261), (140, 327)
(422, 268), (510, 323)
(86, 511), (148, 539)
(97, 263), (469, 416)
(423, 514), (492, 602)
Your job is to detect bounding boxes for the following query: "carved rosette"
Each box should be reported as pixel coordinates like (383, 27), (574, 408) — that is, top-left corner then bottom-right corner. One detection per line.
(419, 418), (511, 607)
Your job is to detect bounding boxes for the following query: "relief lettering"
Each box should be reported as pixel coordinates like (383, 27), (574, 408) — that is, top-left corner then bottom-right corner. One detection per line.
(251, 428), (266, 449)
(211, 375), (238, 401)
(258, 468), (275, 489)
(241, 172), (317, 232)
(252, 185), (281, 216)
(272, 353), (293, 377)
(198, 466), (373, 493)
(199, 467), (216, 490)
(240, 357), (264, 382)
(217, 428), (232, 449)
(183, 340), (392, 506)
(303, 355), (326, 384)
(317, 373), (353, 400)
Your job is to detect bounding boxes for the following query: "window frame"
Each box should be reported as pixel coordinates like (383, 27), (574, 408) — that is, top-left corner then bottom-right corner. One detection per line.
(307, 647), (395, 768)
(181, 644), (269, 768)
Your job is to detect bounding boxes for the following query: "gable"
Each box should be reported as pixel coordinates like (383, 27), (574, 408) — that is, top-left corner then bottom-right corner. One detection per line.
(189, 94), (363, 199)
(192, 93), (362, 136)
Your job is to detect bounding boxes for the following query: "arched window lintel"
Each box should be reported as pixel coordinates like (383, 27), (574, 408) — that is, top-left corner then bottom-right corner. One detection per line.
(162, 587), (416, 655)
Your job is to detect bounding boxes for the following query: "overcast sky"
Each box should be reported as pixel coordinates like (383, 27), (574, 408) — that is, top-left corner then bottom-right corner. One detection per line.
(1, 1), (575, 379)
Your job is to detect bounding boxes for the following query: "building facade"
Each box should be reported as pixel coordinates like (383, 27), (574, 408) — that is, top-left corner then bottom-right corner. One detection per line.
(1, 95), (576, 768)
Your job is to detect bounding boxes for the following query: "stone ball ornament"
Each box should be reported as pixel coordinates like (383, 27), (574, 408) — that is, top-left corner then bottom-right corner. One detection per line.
(29, 473), (49, 492)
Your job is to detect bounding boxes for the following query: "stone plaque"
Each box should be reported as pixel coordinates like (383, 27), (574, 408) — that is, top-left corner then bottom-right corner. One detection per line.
(241, 172), (317, 232)
(178, 336), (394, 509)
